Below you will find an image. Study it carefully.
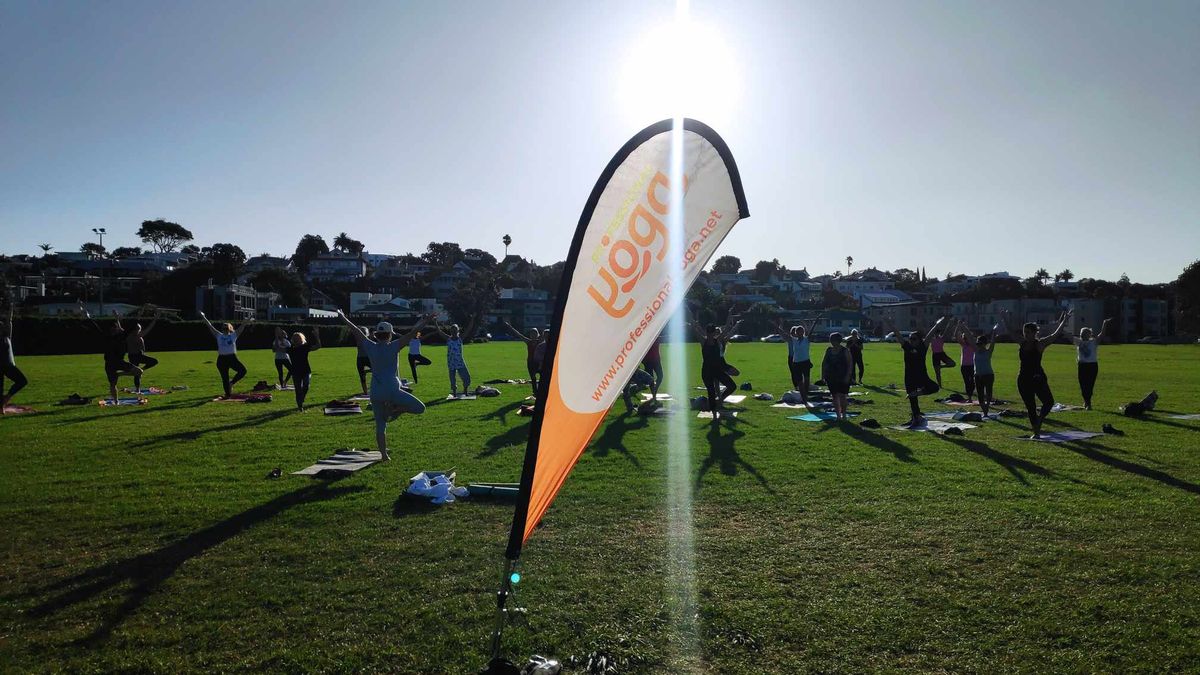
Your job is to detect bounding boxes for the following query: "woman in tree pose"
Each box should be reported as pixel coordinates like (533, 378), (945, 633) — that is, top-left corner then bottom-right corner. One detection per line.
(125, 308), (161, 393)
(272, 328), (292, 389)
(972, 322), (1000, 418)
(641, 334), (664, 402)
(1, 304), (28, 413)
(883, 313), (947, 427)
(1073, 318), (1112, 410)
(1003, 309), (1072, 439)
(953, 319), (977, 402)
(776, 314), (821, 405)
(338, 310), (432, 461)
(690, 312), (739, 414)
(407, 329), (432, 384)
(504, 321), (543, 395)
(82, 304), (142, 403)
(199, 312), (252, 398)
(427, 322), (472, 397)
(820, 332), (854, 420)
(846, 328), (865, 385)
(929, 319), (956, 386)
(286, 329), (321, 411)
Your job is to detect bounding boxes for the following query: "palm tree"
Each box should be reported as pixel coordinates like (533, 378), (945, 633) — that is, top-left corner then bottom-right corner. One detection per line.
(37, 243), (53, 255)
(503, 234), (512, 258)
(333, 232), (352, 253)
(1058, 269), (1074, 283)
(845, 256), (853, 275)
(1035, 268), (1051, 286)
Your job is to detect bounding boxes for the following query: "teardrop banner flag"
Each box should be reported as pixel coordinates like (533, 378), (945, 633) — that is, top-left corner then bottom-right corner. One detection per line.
(505, 118), (749, 559)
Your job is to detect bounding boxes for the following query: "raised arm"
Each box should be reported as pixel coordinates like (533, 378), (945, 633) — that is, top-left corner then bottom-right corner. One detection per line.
(999, 309), (1020, 338)
(398, 313), (435, 346)
(426, 322), (449, 340)
(1039, 310), (1072, 347)
(984, 323), (999, 352)
(719, 319), (743, 342)
(336, 310), (372, 346)
(956, 319), (975, 344)
(234, 316), (254, 338)
(198, 311), (220, 337)
(308, 328), (322, 352)
(141, 309), (161, 337)
(1098, 317), (1112, 340)
(923, 316), (947, 344)
(503, 321), (531, 342)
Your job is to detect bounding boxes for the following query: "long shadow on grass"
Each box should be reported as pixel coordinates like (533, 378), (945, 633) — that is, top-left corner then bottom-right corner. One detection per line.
(696, 419), (773, 494)
(478, 422), (531, 458)
(124, 408), (295, 448)
(933, 435), (1050, 485)
(862, 384), (901, 397)
(1135, 413), (1200, 433)
(825, 423), (917, 464)
(589, 411), (646, 469)
(52, 395), (211, 425)
(1060, 438), (1200, 496)
(24, 483), (366, 645)
(478, 400), (527, 425)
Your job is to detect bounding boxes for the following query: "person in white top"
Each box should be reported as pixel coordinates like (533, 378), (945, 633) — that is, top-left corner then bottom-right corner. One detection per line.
(272, 328), (292, 389)
(776, 314), (821, 406)
(1073, 317), (1111, 410)
(200, 312), (253, 398)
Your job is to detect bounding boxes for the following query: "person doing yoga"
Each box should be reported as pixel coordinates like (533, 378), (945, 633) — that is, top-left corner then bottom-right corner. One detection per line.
(952, 319), (977, 402)
(82, 303), (142, 403)
(1, 304), (28, 413)
(199, 312), (251, 399)
(972, 322), (1000, 417)
(691, 312), (738, 414)
(125, 309), (161, 393)
(272, 328), (292, 389)
(821, 332), (854, 420)
(338, 310), (433, 461)
(427, 322), (472, 397)
(776, 313), (821, 406)
(1073, 317), (1111, 410)
(286, 329), (321, 411)
(846, 328), (865, 385)
(355, 326), (372, 394)
(883, 313), (946, 427)
(929, 319), (956, 386)
(642, 334), (664, 402)
(504, 321), (543, 395)
(407, 330), (432, 384)
(1003, 308), (1072, 439)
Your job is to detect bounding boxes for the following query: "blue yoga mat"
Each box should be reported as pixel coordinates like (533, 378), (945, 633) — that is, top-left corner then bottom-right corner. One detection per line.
(789, 411), (859, 422)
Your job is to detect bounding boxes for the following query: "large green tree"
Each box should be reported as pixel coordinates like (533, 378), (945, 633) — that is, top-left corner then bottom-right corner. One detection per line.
(137, 219), (194, 253)
(332, 232), (365, 255)
(711, 255), (741, 274)
(1176, 260), (1200, 334)
(208, 243), (247, 284)
(249, 268), (306, 306)
(444, 270), (499, 338)
(421, 242), (464, 268)
(291, 234), (329, 273)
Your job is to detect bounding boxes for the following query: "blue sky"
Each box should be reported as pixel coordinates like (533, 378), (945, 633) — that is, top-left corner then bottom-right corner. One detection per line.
(1, 0), (1196, 282)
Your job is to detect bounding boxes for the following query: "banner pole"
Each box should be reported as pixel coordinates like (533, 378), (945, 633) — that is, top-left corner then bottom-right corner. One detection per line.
(487, 558), (518, 663)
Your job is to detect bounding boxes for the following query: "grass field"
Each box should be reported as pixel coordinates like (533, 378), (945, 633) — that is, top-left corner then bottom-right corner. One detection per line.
(1, 341), (1198, 673)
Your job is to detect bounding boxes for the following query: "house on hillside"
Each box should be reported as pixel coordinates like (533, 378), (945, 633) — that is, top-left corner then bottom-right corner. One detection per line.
(195, 282), (279, 321)
(496, 287), (550, 332)
(243, 254), (291, 275)
(307, 253), (366, 283)
(859, 290), (912, 308)
(834, 268), (896, 300)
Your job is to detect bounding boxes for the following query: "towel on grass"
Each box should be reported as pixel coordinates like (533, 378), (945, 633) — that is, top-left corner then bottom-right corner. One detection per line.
(790, 411), (859, 422)
(99, 397), (147, 407)
(1016, 431), (1103, 443)
(889, 420), (978, 433)
(293, 449), (381, 476)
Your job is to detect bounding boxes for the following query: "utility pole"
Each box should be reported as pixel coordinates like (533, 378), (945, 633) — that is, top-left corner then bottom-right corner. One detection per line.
(92, 228), (106, 314)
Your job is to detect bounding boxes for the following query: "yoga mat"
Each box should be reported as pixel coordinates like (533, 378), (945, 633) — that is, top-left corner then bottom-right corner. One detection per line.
(293, 449), (382, 476)
(889, 420), (978, 433)
(99, 398), (147, 407)
(324, 405), (362, 415)
(1017, 431), (1103, 443)
(1168, 414), (1200, 420)
(445, 394), (478, 401)
(723, 395), (747, 404)
(790, 411), (859, 422)
(640, 393), (673, 401)
(924, 411), (1001, 421)
(2, 405), (36, 415)
(697, 411), (738, 419)
(348, 394), (371, 401)
(211, 393), (273, 403)
(122, 387), (170, 395)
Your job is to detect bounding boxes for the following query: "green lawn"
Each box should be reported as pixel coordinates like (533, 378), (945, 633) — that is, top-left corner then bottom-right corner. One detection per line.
(1, 342), (1198, 673)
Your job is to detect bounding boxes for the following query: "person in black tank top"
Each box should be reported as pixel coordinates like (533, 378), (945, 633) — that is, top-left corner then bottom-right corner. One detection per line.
(883, 313), (946, 426)
(82, 303), (143, 403)
(286, 330), (322, 411)
(691, 315), (737, 415)
(1004, 309), (1071, 438)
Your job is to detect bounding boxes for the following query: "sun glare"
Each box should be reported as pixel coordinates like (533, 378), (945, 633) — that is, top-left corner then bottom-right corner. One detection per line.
(617, 13), (741, 128)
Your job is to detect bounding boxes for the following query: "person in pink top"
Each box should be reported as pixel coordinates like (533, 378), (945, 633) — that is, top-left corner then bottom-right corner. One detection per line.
(929, 320), (956, 386)
(953, 319), (977, 402)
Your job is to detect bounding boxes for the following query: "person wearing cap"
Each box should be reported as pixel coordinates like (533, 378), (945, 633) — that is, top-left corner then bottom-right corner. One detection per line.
(821, 332), (854, 420)
(337, 310), (434, 461)
(427, 322), (472, 397)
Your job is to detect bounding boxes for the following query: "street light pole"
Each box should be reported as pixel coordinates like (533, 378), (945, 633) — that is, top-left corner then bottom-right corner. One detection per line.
(92, 228), (106, 314)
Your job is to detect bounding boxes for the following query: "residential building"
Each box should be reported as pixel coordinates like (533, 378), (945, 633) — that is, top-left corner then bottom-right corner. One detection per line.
(195, 283), (279, 321)
(497, 287), (550, 331)
(267, 307), (339, 321)
(32, 301), (140, 317)
(834, 269), (896, 300)
(1121, 298), (1169, 339)
(244, 254), (291, 275)
(350, 292), (395, 313)
(861, 301), (953, 336)
(351, 297), (420, 322)
(307, 253), (366, 283)
(859, 290), (913, 308)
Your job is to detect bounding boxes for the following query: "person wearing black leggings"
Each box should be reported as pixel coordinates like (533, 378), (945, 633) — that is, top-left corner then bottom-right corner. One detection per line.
(1004, 309), (1071, 439)
(272, 328), (292, 389)
(200, 312), (251, 398)
(884, 313), (946, 427)
(126, 309), (161, 392)
(692, 314), (739, 416)
(83, 303), (142, 403)
(1073, 318), (1111, 410)
(286, 330), (321, 411)
(972, 323), (1000, 417)
(847, 329), (865, 384)
(1, 306), (28, 413)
